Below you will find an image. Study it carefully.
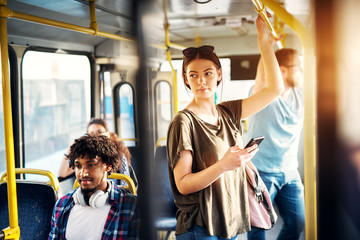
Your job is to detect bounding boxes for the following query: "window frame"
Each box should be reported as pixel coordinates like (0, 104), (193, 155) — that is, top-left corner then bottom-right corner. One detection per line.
(153, 80), (173, 142)
(19, 47), (95, 178)
(113, 81), (137, 146)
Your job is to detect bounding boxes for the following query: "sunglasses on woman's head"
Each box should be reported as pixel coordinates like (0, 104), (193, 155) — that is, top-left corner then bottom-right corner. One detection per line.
(182, 45), (214, 58)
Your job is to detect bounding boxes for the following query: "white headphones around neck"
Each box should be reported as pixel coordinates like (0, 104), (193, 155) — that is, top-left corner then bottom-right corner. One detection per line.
(73, 181), (111, 208)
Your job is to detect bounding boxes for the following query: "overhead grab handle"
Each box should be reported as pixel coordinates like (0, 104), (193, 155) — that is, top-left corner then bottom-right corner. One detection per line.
(251, 0), (283, 48)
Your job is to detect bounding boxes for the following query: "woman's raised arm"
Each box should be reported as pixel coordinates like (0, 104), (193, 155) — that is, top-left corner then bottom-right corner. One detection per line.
(241, 15), (284, 119)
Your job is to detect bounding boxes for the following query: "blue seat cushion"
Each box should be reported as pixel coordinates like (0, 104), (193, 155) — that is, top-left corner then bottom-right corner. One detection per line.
(0, 182), (57, 240)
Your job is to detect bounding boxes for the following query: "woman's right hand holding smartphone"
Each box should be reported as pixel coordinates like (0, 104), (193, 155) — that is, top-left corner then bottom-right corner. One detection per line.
(220, 145), (259, 171)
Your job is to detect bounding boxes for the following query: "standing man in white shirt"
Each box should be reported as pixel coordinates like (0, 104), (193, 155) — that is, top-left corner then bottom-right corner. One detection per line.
(245, 48), (305, 240)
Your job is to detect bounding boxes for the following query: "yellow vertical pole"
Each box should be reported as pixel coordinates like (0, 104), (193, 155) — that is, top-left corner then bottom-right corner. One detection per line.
(261, 1), (317, 240)
(163, 0), (178, 114)
(195, 33), (201, 48)
(0, 0), (20, 239)
(88, 0), (98, 34)
(164, 24), (178, 114)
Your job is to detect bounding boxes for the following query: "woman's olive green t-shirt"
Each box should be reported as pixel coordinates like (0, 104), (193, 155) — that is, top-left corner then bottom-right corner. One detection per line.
(166, 100), (251, 239)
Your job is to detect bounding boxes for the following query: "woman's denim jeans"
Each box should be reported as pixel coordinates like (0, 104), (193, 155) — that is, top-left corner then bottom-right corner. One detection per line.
(176, 225), (238, 240)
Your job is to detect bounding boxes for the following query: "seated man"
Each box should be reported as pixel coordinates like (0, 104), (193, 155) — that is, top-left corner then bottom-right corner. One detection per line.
(48, 135), (139, 240)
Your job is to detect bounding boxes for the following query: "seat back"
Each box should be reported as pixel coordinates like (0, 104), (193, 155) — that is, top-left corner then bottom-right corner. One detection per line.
(0, 168), (59, 240)
(127, 146), (141, 178)
(58, 173), (76, 195)
(0, 181), (57, 240)
(153, 145), (177, 219)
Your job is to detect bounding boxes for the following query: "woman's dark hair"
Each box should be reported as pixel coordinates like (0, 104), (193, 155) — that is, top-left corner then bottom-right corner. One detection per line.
(67, 135), (120, 174)
(109, 132), (132, 164)
(182, 45), (222, 89)
(86, 118), (132, 165)
(87, 118), (109, 132)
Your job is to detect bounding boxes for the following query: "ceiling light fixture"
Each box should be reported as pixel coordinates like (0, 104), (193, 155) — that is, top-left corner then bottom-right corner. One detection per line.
(194, 0), (212, 4)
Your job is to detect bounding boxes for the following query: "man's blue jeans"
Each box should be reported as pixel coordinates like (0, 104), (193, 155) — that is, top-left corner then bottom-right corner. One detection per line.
(247, 170), (305, 240)
(176, 225), (238, 240)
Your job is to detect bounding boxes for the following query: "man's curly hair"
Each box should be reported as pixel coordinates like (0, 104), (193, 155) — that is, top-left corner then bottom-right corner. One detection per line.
(67, 135), (120, 174)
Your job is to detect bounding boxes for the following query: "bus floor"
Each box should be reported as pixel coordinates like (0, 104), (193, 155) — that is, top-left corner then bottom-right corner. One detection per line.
(237, 216), (306, 240)
(157, 216), (306, 240)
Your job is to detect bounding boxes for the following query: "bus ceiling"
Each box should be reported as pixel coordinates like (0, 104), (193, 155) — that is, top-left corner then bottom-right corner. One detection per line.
(3, 0), (135, 51)
(3, 0), (312, 54)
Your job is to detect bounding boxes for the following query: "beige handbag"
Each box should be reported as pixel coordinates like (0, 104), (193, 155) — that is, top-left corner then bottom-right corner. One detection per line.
(245, 161), (277, 229)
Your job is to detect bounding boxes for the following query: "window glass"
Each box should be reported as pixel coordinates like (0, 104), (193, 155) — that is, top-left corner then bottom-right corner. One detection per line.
(0, 66), (6, 174)
(100, 71), (113, 132)
(160, 58), (253, 107)
(118, 83), (135, 146)
(22, 51), (91, 180)
(154, 81), (172, 142)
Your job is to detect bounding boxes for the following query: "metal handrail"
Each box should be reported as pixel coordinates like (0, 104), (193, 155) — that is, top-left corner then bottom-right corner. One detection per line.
(73, 173), (137, 195)
(119, 138), (140, 143)
(155, 137), (167, 147)
(0, 168), (60, 191)
(163, 0), (185, 114)
(0, 0), (19, 238)
(0, 5), (134, 42)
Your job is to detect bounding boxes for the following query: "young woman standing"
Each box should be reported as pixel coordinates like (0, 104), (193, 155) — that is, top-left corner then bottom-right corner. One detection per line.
(167, 15), (284, 239)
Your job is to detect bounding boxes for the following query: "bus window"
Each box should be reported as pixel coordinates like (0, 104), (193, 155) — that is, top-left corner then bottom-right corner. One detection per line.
(160, 58), (252, 106)
(100, 71), (114, 132)
(154, 81), (172, 142)
(0, 68), (5, 174)
(118, 83), (136, 146)
(22, 51), (91, 180)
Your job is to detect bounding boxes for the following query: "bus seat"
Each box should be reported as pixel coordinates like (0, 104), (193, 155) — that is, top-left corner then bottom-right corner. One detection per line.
(58, 172), (76, 195)
(128, 146), (140, 177)
(153, 145), (177, 240)
(0, 169), (59, 240)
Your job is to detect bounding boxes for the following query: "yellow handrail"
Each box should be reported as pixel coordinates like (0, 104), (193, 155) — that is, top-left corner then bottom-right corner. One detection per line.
(166, 47), (178, 114)
(73, 173), (137, 195)
(155, 137), (167, 147)
(163, 0), (184, 114)
(119, 138), (139, 143)
(88, 0), (99, 35)
(260, 1), (317, 239)
(0, 5), (134, 42)
(0, 0), (20, 239)
(0, 168), (60, 191)
(0, 227), (20, 240)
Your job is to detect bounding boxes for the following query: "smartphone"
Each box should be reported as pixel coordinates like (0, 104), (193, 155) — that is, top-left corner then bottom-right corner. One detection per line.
(244, 136), (264, 149)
